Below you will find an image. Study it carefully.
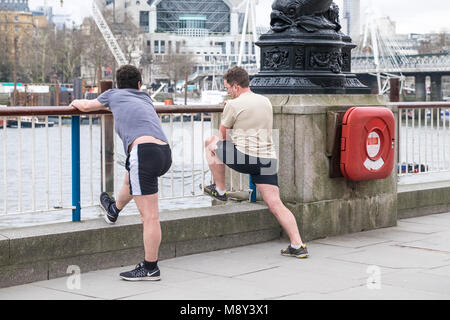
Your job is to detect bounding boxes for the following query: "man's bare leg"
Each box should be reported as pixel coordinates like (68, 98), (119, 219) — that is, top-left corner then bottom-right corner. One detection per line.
(133, 193), (161, 262)
(205, 136), (226, 191)
(119, 192), (161, 281)
(101, 172), (133, 224)
(256, 184), (303, 246)
(115, 172), (133, 210)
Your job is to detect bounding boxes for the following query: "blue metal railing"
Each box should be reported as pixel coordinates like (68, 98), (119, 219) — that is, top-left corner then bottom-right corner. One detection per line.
(249, 176), (257, 203)
(2, 105), (257, 221)
(71, 116), (81, 222)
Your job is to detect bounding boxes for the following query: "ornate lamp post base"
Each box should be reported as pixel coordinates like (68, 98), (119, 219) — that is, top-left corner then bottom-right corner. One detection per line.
(250, 1), (370, 95)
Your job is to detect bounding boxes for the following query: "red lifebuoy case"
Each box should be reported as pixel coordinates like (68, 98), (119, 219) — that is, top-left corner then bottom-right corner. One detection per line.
(340, 107), (396, 181)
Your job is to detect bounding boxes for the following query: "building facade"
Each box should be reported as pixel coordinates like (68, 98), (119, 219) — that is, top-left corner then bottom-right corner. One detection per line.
(0, 0), (29, 12)
(0, 0), (51, 43)
(100, 0), (261, 86)
(0, 11), (34, 44)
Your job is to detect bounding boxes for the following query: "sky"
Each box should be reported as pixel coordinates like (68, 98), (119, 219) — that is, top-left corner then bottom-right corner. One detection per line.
(28, 0), (450, 34)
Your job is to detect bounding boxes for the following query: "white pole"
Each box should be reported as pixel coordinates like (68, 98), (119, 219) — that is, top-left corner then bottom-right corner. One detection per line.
(170, 115), (174, 197)
(250, 0), (260, 68)
(362, 9), (369, 49)
(59, 116), (63, 207)
(201, 113), (205, 191)
(18, 118), (22, 213)
(212, 58), (217, 91)
(89, 115), (94, 206)
(101, 115), (106, 192)
(238, 0), (250, 66)
(3, 117), (7, 214)
(46, 117), (50, 210)
(369, 17), (382, 94)
(32, 118), (36, 211)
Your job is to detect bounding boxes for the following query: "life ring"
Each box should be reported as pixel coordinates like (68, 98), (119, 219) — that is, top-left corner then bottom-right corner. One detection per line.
(340, 107), (395, 181)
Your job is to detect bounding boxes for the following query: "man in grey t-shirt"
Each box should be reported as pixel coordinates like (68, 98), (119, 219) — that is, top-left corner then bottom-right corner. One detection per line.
(70, 65), (172, 281)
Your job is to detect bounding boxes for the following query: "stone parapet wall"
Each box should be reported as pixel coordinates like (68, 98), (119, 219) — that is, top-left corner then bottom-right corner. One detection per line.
(270, 94), (398, 238)
(398, 186), (450, 219)
(0, 203), (279, 288)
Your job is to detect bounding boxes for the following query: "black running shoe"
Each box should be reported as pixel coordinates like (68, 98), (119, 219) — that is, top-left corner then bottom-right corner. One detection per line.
(281, 244), (309, 259)
(120, 262), (161, 281)
(202, 184), (228, 202)
(100, 192), (120, 224)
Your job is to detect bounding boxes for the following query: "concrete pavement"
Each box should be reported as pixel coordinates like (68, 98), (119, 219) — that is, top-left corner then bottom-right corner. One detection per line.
(0, 212), (449, 300)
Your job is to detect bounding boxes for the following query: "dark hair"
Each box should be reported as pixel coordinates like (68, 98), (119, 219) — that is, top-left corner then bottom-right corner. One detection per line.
(116, 65), (142, 89)
(224, 66), (249, 88)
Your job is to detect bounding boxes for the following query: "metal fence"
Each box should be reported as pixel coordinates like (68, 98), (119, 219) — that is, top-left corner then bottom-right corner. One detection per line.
(0, 105), (250, 220)
(394, 102), (450, 181)
(8, 102), (449, 220)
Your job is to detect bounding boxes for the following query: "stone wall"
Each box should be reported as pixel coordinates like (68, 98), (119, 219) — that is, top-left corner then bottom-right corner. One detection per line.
(0, 203), (279, 288)
(270, 94), (398, 241)
(398, 186), (450, 219)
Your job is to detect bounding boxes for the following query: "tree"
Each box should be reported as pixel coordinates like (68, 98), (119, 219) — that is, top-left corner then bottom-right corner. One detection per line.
(23, 24), (55, 83)
(0, 23), (12, 81)
(79, 16), (115, 86)
(157, 50), (197, 88)
(54, 26), (83, 83)
(79, 7), (142, 86)
(113, 12), (142, 66)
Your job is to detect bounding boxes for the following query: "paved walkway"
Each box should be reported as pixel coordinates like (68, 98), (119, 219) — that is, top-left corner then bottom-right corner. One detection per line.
(1, 213), (449, 300)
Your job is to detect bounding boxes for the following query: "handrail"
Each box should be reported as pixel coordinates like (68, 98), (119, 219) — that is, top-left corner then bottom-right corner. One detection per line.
(396, 102), (450, 179)
(388, 102), (450, 109)
(1, 105), (230, 221)
(3, 103), (449, 115)
(0, 105), (225, 116)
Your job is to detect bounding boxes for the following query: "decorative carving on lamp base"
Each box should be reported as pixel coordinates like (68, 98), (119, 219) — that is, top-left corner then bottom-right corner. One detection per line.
(250, 1), (370, 95)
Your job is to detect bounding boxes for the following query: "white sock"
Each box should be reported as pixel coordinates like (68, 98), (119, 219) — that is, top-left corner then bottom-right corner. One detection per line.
(216, 187), (226, 195)
(290, 244), (302, 249)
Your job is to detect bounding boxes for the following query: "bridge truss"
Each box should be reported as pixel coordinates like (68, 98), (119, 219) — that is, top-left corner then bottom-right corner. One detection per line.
(351, 2), (450, 94)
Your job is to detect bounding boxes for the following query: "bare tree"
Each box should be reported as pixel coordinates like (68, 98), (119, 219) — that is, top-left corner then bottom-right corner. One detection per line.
(23, 24), (56, 83)
(79, 16), (115, 85)
(0, 17), (12, 81)
(79, 7), (143, 85)
(418, 31), (450, 54)
(113, 12), (142, 65)
(157, 51), (197, 87)
(54, 26), (83, 83)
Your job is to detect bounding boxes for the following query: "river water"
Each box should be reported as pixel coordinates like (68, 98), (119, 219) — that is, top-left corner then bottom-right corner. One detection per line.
(2, 116), (450, 229)
(0, 120), (215, 229)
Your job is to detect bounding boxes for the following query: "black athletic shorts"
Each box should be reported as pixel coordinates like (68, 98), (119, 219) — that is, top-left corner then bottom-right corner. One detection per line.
(125, 143), (172, 195)
(215, 140), (278, 186)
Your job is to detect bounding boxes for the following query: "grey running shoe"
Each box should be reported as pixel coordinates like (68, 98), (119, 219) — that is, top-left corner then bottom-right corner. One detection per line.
(202, 184), (228, 202)
(120, 262), (161, 281)
(281, 244), (309, 259)
(100, 192), (120, 224)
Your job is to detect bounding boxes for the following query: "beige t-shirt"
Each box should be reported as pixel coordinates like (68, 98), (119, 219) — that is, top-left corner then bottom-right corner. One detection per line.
(221, 91), (277, 159)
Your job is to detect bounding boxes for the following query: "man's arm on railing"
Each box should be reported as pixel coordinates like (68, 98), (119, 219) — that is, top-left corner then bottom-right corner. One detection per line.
(70, 99), (110, 112)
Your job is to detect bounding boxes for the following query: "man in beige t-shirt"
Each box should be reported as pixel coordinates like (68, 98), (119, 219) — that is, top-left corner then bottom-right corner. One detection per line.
(204, 66), (308, 259)
(221, 90), (277, 160)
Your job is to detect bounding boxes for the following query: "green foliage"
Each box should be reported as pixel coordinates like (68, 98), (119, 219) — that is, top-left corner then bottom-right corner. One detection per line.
(0, 24), (83, 84)
(0, 61), (12, 82)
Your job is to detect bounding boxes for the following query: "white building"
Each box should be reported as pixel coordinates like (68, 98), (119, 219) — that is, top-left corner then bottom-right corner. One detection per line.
(0, 0), (30, 12)
(99, 0), (261, 86)
(32, 5), (75, 30)
(51, 13), (73, 29)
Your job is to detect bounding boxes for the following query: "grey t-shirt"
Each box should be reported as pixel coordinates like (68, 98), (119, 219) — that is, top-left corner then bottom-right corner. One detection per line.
(97, 88), (168, 155)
